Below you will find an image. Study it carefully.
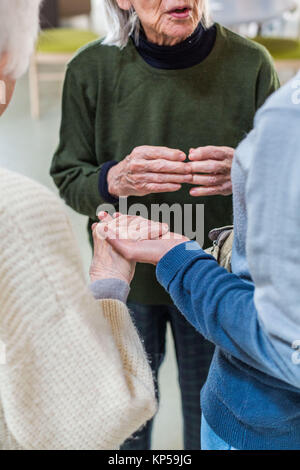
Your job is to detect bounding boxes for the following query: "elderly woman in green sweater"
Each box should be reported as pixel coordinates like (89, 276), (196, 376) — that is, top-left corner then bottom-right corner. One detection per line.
(51, 0), (279, 450)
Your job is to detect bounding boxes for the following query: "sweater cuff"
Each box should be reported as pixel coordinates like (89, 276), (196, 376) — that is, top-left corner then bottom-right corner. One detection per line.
(98, 161), (119, 204)
(156, 241), (213, 291)
(89, 278), (130, 303)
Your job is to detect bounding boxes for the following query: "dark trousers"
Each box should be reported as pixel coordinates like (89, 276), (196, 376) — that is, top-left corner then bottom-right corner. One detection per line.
(120, 302), (215, 450)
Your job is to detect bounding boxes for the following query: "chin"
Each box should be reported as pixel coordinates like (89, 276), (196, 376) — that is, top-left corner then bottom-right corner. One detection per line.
(166, 22), (196, 41)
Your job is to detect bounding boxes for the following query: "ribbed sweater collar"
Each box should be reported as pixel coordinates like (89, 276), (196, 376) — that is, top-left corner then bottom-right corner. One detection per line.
(132, 22), (217, 70)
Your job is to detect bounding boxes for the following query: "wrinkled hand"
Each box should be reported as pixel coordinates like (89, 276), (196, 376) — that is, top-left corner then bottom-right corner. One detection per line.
(189, 146), (234, 197)
(107, 146), (193, 197)
(96, 212), (169, 241)
(90, 220), (136, 284)
(97, 213), (189, 266)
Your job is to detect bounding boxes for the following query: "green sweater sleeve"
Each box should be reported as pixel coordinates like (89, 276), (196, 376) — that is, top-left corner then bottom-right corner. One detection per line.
(255, 48), (280, 110)
(50, 65), (101, 220)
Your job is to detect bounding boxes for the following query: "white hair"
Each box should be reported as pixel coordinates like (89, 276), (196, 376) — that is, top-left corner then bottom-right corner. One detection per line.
(102, 0), (211, 49)
(0, 0), (41, 78)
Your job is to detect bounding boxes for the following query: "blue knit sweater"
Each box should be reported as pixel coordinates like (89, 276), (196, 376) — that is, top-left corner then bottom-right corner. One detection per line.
(156, 73), (300, 450)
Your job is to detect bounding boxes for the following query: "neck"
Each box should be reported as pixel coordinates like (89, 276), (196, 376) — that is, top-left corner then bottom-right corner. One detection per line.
(132, 22), (217, 71)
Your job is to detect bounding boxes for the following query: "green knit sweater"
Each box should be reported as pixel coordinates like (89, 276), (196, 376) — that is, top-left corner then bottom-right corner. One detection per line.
(51, 24), (279, 305)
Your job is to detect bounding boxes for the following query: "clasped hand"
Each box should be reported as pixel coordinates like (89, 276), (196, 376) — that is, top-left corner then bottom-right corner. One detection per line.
(90, 212), (189, 287)
(107, 145), (234, 198)
(90, 213), (171, 284)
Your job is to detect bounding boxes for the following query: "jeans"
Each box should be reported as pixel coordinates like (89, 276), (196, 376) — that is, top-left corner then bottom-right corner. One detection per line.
(120, 302), (215, 450)
(201, 415), (237, 450)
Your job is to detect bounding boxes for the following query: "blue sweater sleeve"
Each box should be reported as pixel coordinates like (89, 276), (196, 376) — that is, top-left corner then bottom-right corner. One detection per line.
(156, 241), (293, 383)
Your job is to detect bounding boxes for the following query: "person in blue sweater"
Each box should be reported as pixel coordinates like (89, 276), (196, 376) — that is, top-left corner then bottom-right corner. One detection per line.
(94, 70), (300, 450)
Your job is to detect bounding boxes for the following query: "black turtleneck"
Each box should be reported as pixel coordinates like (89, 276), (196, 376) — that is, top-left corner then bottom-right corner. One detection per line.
(132, 22), (217, 70)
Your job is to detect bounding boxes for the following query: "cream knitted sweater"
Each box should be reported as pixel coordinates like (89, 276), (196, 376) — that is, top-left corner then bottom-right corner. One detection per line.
(0, 168), (157, 450)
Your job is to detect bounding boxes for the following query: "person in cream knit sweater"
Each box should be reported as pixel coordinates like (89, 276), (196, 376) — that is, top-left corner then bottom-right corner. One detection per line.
(0, 0), (157, 450)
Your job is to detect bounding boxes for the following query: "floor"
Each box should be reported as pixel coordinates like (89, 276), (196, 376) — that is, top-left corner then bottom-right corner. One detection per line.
(0, 73), (183, 450)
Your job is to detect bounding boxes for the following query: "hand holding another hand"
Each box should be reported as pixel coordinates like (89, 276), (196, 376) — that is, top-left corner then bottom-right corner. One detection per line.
(96, 213), (189, 266)
(90, 213), (171, 283)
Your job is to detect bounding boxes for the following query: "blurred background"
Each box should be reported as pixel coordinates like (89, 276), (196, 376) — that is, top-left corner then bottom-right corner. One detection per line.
(1, 0), (300, 450)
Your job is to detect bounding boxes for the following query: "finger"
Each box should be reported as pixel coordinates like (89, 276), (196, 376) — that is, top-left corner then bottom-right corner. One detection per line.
(98, 211), (114, 222)
(96, 221), (119, 240)
(96, 215), (142, 239)
(97, 216), (169, 241)
(92, 224), (98, 241)
(96, 214), (124, 237)
(189, 146), (234, 161)
(118, 219), (165, 240)
(191, 173), (229, 186)
(143, 183), (182, 194)
(132, 159), (191, 174)
(117, 215), (169, 236)
(189, 182), (232, 197)
(132, 221), (169, 240)
(136, 146), (186, 161)
(110, 214), (139, 229)
(109, 215), (151, 234)
(132, 172), (193, 184)
(189, 160), (231, 175)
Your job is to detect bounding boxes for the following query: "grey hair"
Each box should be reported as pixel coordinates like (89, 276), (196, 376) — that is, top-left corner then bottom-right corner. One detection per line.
(102, 0), (211, 49)
(0, 0), (41, 78)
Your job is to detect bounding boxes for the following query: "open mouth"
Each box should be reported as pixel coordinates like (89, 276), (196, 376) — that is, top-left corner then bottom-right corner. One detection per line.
(168, 6), (191, 19)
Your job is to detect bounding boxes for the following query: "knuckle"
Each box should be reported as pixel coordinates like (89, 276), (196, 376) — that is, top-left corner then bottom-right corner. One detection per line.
(132, 146), (141, 155)
(154, 174), (163, 183)
(129, 160), (140, 172)
(209, 175), (219, 185)
(153, 161), (165, 172)
(131, 146), (143, 159)
(209, 187), (219, 195)
(135, 145), (149, 156)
